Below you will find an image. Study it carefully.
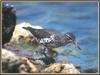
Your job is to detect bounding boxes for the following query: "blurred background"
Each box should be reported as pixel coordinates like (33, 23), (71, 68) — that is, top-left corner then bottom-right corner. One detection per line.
(3, 2), (98, 72)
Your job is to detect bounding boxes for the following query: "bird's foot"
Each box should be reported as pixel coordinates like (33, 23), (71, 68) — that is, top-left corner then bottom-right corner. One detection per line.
(43, 48), (48, 54)
(42, 48), (48, 57)
(43, 47), (58, 58)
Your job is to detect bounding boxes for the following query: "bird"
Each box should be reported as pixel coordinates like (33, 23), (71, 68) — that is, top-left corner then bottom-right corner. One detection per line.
(23, 27), (81, 57)
(2, 4), (16, 45)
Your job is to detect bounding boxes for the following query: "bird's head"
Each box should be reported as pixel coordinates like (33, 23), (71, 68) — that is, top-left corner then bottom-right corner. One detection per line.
(65, 32), (81, 50)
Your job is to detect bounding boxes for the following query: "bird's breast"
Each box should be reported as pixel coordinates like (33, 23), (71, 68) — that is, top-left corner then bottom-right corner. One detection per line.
(39, 34), (55, 44)
(39, 34), (67, 48)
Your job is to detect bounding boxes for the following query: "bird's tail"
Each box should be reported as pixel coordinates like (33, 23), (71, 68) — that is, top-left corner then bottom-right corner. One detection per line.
(23, 27), (36, 32)
(23, 27), (39, 37)
(23, 27), (34, 30)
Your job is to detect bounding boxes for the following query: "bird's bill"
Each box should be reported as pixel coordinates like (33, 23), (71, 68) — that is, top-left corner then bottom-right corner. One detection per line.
(73, 41), (81, 50)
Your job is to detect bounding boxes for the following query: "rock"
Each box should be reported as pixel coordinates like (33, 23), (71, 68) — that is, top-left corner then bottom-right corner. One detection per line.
(8, 22), (48, 58)
(42, 63), (62, 73)
(3, 42), (16, 50)
(2, 48), (19, 62)
(2, 48), (39, 73)
(31, 60), (45, 65)
(10, 22), (43, 45)
(2, 48), (21, 73)
(2, 4), (16, 45)
(18, 64), (28, 73)
(61, 64), (80, 74)
(10, 22), (35, 44)
(2, 48), (80, 73)
(19, 57), (39, 73)
(42, 63), (80, 73)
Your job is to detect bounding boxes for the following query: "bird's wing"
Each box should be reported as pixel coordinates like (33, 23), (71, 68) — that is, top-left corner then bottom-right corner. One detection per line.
(45, 29), (62, 36)
(23, 27), (51, 39)
(23, 27), (66, 47)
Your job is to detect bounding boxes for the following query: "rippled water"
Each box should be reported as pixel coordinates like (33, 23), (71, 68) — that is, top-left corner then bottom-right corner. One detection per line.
(3, 2), (98, 72)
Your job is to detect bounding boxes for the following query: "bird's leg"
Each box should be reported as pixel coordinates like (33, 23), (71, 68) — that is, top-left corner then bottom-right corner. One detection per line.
(36, 45), (48, 57)
(43, 47), (49, 57)
(37, 45), (58, 58)
(44, 47), (48, 54)
(43, 47), (58, 58)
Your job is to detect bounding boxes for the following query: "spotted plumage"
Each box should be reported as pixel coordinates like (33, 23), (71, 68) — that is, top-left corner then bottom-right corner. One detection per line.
(23, 27), (81, 57)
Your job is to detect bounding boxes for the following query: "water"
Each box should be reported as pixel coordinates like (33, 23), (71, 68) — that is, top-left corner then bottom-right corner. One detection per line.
(3, 2), (98, 72)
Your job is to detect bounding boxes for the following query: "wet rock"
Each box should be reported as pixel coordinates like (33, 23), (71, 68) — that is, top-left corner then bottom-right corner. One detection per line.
(2, 4), (16, 45)
(5, 22), (57, 58)
(2, 48), (80, 73)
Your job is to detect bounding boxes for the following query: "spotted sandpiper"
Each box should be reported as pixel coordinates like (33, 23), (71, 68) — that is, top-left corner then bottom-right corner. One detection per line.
(23, 27), (81, 57)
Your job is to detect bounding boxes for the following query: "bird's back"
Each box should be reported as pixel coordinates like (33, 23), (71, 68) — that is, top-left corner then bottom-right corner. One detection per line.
(23, 27), (67, 48)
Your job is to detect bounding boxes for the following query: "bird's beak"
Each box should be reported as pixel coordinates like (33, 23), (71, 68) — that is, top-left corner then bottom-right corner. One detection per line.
(73, 40), (81, 50)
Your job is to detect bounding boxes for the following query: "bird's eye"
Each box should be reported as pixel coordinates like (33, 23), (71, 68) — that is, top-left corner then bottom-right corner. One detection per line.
(67, 36), (72, 40)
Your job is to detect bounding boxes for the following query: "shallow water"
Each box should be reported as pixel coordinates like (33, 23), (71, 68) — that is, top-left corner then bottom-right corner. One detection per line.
(3, 2), (98, 72)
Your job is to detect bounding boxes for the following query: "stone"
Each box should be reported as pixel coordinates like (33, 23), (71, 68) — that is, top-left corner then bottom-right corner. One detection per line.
(2, 48), (40, 73)
(10, 22), (35, 44)
(42, 63), (62, 73)
(10, 22), (43, 45)
(2, 48), (21, 73)
(19, 57), (39, 73)
(2, 4), (16, 45)
(41, 63), (80, 73)
(61, 63), (80, 74)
